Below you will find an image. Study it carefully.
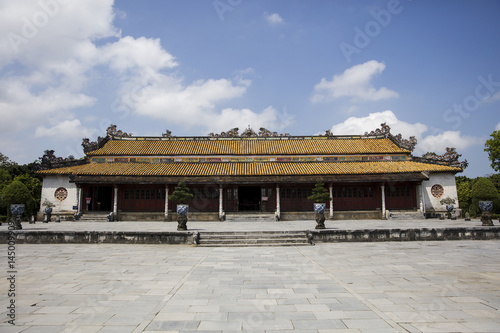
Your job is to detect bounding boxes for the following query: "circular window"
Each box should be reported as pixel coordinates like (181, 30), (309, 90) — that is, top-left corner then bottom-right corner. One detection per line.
(54, 187), (68, 201)
(431, 184), (444, 198)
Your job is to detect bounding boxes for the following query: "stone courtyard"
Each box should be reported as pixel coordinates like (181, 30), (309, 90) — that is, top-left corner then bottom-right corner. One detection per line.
(1, 238), (500, 332)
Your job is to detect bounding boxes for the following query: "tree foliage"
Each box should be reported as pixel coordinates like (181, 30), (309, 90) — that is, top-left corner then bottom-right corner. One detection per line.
(1, 180), (35, 218)
(471, 177), (499, 201)
(307, 181), (332, 202)
(168, 182), (194, 204)
(468, 177), (500, 216)
(485, 130), (500, 172)
(455, 176), (472, 214)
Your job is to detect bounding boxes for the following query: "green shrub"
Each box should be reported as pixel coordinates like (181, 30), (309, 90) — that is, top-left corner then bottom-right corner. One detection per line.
(307, 181), (332, 203)
(469, 178), (500, 216)
(1, 180), (35, 218)
(168, 182), (194, 204)
(471, 177), (499, 201)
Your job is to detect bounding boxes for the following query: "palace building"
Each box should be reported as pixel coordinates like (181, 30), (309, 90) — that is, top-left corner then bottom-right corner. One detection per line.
(37, 125), (467, 221)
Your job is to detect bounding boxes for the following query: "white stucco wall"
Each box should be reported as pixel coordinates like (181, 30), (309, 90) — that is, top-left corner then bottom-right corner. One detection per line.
(40, 175), (78, 214)
(421, 173), (459, 212)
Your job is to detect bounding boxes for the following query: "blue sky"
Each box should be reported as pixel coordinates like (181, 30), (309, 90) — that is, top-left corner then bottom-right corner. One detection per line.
(0, 0), (499, 177)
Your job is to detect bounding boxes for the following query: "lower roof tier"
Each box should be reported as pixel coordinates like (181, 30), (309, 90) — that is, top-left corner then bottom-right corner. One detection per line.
(38, 160), (460, 178)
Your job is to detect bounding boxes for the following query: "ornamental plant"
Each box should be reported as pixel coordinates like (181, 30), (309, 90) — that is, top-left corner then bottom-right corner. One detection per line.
(471, 177), (499, 201)
(1, 180), (34, 218)
(470, 177), (499, 216)
(168, 182), (194, 204)
(307, 181), (332, 203)
(439, 197), (456, 205)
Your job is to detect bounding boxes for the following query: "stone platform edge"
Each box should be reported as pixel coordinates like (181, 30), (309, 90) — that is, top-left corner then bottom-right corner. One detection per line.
(2, 227), (500, 244)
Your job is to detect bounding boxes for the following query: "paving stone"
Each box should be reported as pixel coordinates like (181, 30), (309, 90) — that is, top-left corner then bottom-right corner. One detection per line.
(2, 237), (500, 332)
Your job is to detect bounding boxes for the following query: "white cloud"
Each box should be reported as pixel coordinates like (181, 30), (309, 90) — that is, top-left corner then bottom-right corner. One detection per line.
(418, 131), (483, 154)
(0, 0), (179, 136)
(99, 36), (177, 73)
(210, 106), (293, 133)
(495, 122), (500, 131)
(122, 73), (293, 132)
(330, 110), (427, 138)
(312, 60), (398, 102)
(0, 1), (294, 163)
(35, 119), (93, 139)
(128, 76), (248, 125)
(329, 110), (481, 155)
(0, 78), (96, 133)
(265, 13), (284, 26)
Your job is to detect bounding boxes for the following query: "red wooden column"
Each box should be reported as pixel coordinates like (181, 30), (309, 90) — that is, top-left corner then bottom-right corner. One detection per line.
(164, 184), (169, 221)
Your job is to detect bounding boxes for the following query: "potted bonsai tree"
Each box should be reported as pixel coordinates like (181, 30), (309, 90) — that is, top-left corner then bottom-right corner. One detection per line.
(168, 182), (194, 231)
(307, 181), (332, 229)
(42, 199), (55, 223)
(439, 197), (456, 219)
(471, 177), (499, 226)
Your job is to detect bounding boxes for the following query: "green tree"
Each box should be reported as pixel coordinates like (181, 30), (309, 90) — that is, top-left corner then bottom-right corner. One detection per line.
(485, 130), (500, 172)
(470, 177), (500, 216)
(14, 174), (42, 213)
(168, 182), (194, 204)
(0, 169), (11, 190)
(307, 181), (332, 202)
(1, 180), (35, 219)
(456, 176), (472, 215)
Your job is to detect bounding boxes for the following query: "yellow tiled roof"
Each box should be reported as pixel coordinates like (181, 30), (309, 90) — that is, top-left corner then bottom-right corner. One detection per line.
(87, 137), (410, 156)
(38, 161), (460, 177)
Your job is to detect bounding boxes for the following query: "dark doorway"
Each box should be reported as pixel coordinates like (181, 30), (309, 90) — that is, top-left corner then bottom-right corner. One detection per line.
(238, 186), (261, 211)
(89, 186), (113, 211)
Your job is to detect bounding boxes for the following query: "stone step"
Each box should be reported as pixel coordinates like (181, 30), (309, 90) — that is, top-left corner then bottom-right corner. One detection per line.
(389, 211), (423, 220)
(196, 231), (312, 247)
(79, 213), (110, 222)
(225, 213), (276, 222)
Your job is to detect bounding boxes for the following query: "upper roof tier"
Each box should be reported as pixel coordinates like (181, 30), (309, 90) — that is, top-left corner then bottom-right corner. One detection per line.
(86, 136), (411, 157)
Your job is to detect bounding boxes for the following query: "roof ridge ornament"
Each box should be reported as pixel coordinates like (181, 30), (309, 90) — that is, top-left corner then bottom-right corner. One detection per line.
(106, 124), (132, 137)
(364, 122), (391, 137)
(82, 124), (131, 153)
(162, 130), (173, 138)
(209, 127), (290, 138)
(365, 123), (417, 151)
(421, 147), (469, 170)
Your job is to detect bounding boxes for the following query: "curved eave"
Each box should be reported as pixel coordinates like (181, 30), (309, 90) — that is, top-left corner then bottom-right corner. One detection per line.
(37, 161), (461, 178)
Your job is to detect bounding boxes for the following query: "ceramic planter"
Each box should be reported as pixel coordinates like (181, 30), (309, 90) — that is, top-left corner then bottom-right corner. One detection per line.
(313, 203), (326, 215)
(176, 204), (189, 216)
(479, 201), (493, 212)
(11, 204), (25, 216)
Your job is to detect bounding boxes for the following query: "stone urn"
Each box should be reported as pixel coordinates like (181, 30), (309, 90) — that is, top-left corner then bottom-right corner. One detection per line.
(445, 204), (454, 219)
(313, 203), (326, 229)
(176, 204), (189, 231)
(10, 204), (25, 230)
(479, 201), (493, 212)
(479, 201), (493, 226)
(44, 207), (53, 223)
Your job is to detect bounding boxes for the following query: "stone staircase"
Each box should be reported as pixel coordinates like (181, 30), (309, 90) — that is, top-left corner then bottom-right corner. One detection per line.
(78, 212), (110, 222)
(196, 231), (313, 247)
(225, 212), (276, 222)
(388, 210), (424, 220)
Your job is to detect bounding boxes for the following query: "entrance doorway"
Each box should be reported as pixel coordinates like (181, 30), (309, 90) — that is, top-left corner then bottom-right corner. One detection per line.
(238, 186), (261, 211)
(88, 186), (113, 211)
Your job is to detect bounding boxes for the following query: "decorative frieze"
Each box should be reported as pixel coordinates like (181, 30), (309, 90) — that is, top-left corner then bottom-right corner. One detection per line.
(92, 155), (407, 164)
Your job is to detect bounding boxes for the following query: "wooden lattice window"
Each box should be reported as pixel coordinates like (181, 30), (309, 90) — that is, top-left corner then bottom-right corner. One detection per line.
(54, 187), (68, 201)
(431, 184), (444, 198)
